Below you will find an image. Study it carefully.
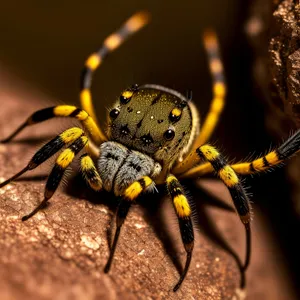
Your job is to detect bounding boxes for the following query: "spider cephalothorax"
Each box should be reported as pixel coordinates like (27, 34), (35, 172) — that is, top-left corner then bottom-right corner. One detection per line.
(1, 11), (300, 293)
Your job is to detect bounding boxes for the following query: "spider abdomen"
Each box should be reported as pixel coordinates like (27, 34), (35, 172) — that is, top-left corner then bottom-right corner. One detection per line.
(98, 141), (161, 195)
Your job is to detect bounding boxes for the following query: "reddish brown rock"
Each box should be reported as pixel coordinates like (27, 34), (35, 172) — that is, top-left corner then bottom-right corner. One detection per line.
(0, 75), (297, 299)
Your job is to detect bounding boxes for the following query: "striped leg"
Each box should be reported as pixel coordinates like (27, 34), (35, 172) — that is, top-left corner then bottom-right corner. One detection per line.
(80, 153), (102, 191)
(0, 105), (105, 145)
(174, 145), (251, 272)
(0, 127), (84, 188)
(104, 176), (153, 273)
(179, 130), (300, 178)
(22, 135), (88, 221)
(80, 11), (150, 124)
(166, 175), (194, 292)
(191, 30), (226, 149)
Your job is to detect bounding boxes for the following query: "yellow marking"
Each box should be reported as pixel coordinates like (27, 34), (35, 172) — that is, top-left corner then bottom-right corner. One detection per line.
(56, 149), (75, 169)
(124, 181), (143, 201)
(231, 163), (251, 174)
(81, 155), (94, 171)
(76, 110), (89, 121)
(80, 89), (98, 123)
(125, 11), (150, 32)
(219, 166), (239, 187)
(104, 33), (122, 51)
(210, 59), (223, 74)
(211, 97), (224, 112)
(265, 151), (279, 165)
(213, 82), (226, 98)
(171, 108), (182, 117)
(167, 175), (176, 184)
(60, 128), (83, 143)
(173, 194), (191, 218)
(85, 53), (102, 70)
(199, 145), (220, 161)
(54, 105), (77, 117)
(82, 117), (105, 144)
(179, 163), (213, 178)
(122, 90), (134, 99)
(252, 158), (264, 170)
(81, 156), (102, 191)
(143, 176), (153, 187)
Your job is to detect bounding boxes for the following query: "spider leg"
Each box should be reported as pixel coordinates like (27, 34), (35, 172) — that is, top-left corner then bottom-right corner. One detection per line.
(80, 153), (102, 191)
(80, 11), (150, 124)
(174, 144), (251, 273)
(0, 127), (84, 188)
(166, 174), (194, 292)
(0, 105), (105, 145)
(191, 30), (226, 149)
(22, 135), (88, 221)
(180, 129), (300, 178)
(104, 176), (153, 273)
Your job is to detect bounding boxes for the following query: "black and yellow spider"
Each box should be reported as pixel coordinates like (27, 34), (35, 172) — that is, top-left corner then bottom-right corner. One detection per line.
(1, 11), (299, 292)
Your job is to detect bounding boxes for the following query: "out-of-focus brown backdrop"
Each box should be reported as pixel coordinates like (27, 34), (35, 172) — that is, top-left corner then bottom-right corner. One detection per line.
(1, 0), (300, 298)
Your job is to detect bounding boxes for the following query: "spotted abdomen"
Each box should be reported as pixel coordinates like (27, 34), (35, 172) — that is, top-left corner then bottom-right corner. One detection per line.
(108, 85), (194, 164)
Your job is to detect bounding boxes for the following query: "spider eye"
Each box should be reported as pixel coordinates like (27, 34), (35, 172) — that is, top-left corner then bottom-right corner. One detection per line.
(109, 108), (119, 119)
(164, 128), (175, 140)
(120, 90), (134, 104)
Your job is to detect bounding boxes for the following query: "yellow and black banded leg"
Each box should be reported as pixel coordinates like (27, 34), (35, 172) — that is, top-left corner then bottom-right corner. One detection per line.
(166, 175), (194, 292)
(104, 176), (153, 273)
(0, 127), (84, 188)
(22, 135), (88, 221)
(80, 153), (102, 191)
(0, 105), (105, 145)
(231, 130), (300, 175)
(180, 130), (300, 178)
(175, 145), (251, 275)
(80, 11), (150, 124)
(192, 30), (226, 149)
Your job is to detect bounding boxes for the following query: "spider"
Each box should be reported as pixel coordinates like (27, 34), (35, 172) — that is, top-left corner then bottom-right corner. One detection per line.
(1, 11), (300, 292)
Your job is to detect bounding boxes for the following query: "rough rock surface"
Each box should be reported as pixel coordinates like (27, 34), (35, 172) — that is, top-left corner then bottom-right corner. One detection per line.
(246, 0), (300, 214)
(0, 78), (297, 299)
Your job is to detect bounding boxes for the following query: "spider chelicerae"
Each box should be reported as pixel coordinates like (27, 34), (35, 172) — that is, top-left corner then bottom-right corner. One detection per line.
(1, 11), (299, 292)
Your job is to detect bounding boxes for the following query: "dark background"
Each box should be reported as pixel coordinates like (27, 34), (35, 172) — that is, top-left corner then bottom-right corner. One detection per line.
(1, 1), (299, 297)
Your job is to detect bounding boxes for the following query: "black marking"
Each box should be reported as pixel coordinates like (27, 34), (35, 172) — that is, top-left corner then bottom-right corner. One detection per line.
(69, 137), (86, 153)
(137, 120), (142, 128)
(250, 163), (255, 172)
(30, 136), (65, 168)
(127, 107), (133, 113)
(80, 68), (91, 89)
(227, 185), (250, 217)
(70, 108), (82, 118)
(120, 124), (130, 136)
(263, 156), (270, 167)
(129, 162), (142, 172)
(178, 217), (194, 244)
(211, 156), (227, 172)
(157, 119), (164, 124)
(138, 178), (146, 189)
(45, 164), (64, 198)
(106, 153), (119, 161)
(31, 107), (55, 123)
(141, 133), (154, 145)
(150, 93), (162, 105)
(277, 130), (300, 160)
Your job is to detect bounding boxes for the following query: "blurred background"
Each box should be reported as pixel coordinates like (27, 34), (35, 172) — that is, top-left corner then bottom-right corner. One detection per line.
(0, 0), (299, 298)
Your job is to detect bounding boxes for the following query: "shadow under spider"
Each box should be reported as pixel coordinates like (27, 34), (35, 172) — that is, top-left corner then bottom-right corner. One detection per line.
(65, 174), (245, 287)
